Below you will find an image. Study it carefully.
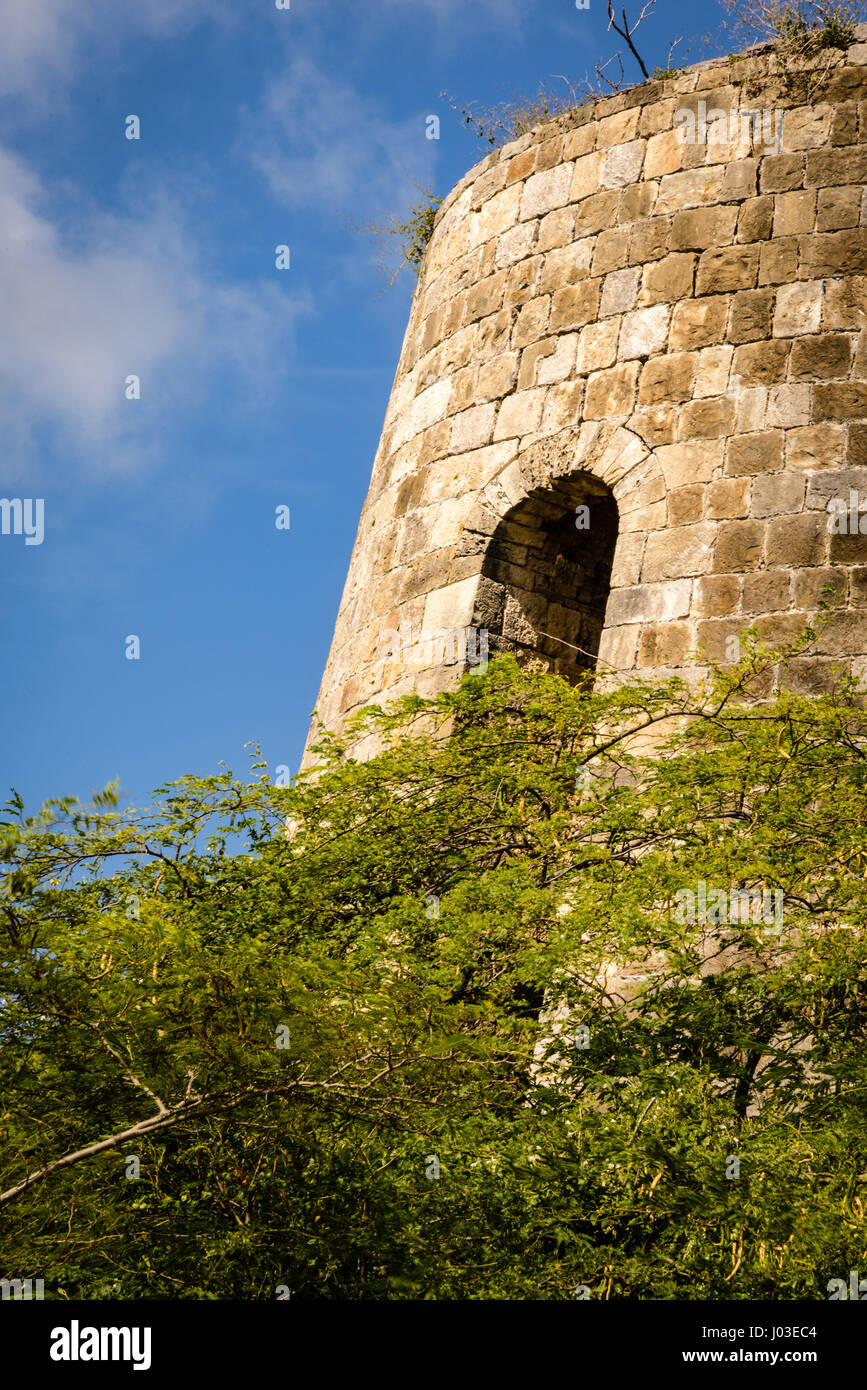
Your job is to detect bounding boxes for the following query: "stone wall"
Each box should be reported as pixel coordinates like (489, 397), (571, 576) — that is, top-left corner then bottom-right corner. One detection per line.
(306, 34), (867, 758)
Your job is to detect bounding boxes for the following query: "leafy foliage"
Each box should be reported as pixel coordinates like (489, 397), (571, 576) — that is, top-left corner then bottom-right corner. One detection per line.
(440, 82), (585, 149)
(351, 184), (442, 286)
(723, 0), (862, 57)
(1, 639), (866, 1299)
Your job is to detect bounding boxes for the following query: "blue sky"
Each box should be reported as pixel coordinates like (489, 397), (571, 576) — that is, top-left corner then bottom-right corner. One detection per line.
(0, 0), (719, 812)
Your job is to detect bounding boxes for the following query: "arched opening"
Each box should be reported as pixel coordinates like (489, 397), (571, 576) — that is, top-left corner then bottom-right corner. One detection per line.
(477, 473), (618, 683)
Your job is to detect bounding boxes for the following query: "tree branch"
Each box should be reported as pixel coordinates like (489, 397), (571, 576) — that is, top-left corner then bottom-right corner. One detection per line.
(607, 0), (652, 81)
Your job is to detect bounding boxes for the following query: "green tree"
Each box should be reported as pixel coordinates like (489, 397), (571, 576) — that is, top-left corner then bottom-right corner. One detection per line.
(1, 634), (865, 1298)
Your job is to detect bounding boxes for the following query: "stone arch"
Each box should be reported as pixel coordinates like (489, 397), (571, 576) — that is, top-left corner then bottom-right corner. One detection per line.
(467, 423), (667, 681)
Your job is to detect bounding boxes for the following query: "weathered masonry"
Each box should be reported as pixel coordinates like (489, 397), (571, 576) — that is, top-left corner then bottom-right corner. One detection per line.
(306, 34), (867, 758)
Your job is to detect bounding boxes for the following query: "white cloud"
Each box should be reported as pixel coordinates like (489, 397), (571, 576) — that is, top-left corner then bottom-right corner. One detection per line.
(0, 0), (228, 101)
(0, 143), (309, 479)
(246, 55), (436, 224)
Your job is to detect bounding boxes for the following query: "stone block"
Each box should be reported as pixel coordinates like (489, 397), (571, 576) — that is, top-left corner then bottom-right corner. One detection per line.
(696, 244), (759, 294)
(493, 387), (546, 439)
(639, 352), (696, 404)
(477, 351), (520, 401)
(670, 205), (738, 250)
(629, 216), (672, 264)
(605, 578), (693, 625)
(536, 135), (564, 171)
(597, 107), (641, 147)
(813, 382), (867, 421)
(512, 295), (551, 348)
(727, 288), (773, 343)
(628, 404), (677, 448)
(584, 362), (640, 418)
(693, 345), (733, 398)
(655, 165), (724, 214)
(645, 128), (685, 178)
(713, 520), (765, 572)
(707, 477), (750, 519)
(472, 183), (523, 247)
(668, 485), (704, 526)
(520, 163), (573, 220)
(813, 609), (867, 656)
(602, 140), (645, 188)
(823, 276), (867, 329)
(503, 256), (543, 308)
(783, 105), (833, 150)
(506, 149), (536, 185)
(638, 621), (693, 666)
(656, 438), (722, 488)
(619, 304), (671, 359)
(591, 227), (631, 276)
(772, 189), (816, 237)
(793, 566), (847, 609)
(750, 470), (806, 517)
(805, 146), (867, 187)
(422, 576), (479, 632)
(538, 239), (594, 293)
(735, 386), (768, 433)
(786, 423), (845, 470)
(759, 153), (805, 192)
(741, 569), (791, 613)
(476, 309), (513, 360)
(766, 384), (811, 427)
(574, 189), (623, 236)
(765, 512), (827, 567)
(563, 124), (597, 160)
(804, 466), (867, 512)
(694, 573), (740, 617)
(639, 252), (695, 306)
(549, 280), (600, 331)
(790, 333), (854, 380)
(618, 182), (658, 223)
(800, 230), (867, 278)
(575, 319), (620, 374)
(816, 185), (861, 231)
(449, 364), (479, 414)
(537, 206), (576, 252)
(609, 531), (646, 586)
(783, 656), (849, 695)
(773, 280), (823, 336)
(465, 270), (508, 323)
(737, 195), (774, 243)
(680, 396), (737, 438)
(731, 340), (790, 385)
(642, 523), (717, 580)
(541, 378), (585, 430)
(758, 238), (799, 286)
(600, 267), (641, 317)
(596, 624), (639, 670)
(495, 220), (538, 269)
(697, 617), (750, 662)
(670, 295), (729, 349)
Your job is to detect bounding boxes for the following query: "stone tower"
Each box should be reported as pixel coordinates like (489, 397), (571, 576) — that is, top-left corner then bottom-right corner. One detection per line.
(306, 37), (867, 759)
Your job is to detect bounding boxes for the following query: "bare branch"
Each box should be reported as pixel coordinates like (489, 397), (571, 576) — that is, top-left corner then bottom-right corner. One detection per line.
(607, 0), (652, 80)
